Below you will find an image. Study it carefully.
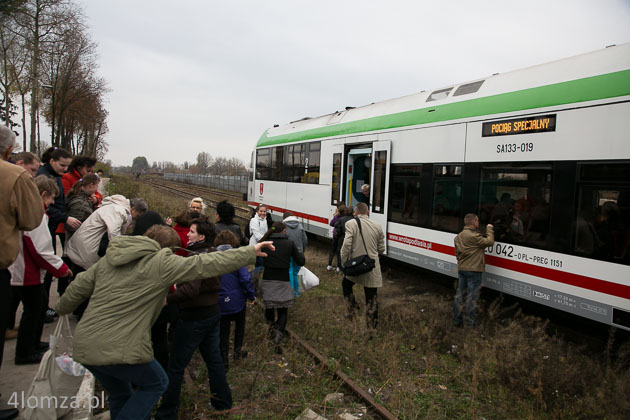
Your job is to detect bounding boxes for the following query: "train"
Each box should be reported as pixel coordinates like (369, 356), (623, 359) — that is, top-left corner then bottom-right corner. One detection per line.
(247, 43), (630, 331)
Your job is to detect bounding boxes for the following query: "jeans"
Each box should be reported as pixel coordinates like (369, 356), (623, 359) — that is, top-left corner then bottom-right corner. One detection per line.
(156, 313), (232, 420)
(289, 258), (301, 296)
(85, 359), (168, 420)
(220, 308), (246, 366)
(453, 271), (483, 327)
(328, 235), (341, 267)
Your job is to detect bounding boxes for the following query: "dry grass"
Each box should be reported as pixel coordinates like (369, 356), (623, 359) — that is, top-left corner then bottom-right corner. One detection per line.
(109, 176), (630, 419)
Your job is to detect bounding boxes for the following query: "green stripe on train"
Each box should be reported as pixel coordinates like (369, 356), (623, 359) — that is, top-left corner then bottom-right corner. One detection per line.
(256, 70), (630, 147)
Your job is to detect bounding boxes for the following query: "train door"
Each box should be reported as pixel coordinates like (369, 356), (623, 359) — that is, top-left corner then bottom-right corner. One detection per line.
(345, 147), (372, 208)
(369, 141), (391, 254)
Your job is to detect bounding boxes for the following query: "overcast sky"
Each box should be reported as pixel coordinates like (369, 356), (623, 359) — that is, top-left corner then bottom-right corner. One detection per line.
(78, 0), (630, 167)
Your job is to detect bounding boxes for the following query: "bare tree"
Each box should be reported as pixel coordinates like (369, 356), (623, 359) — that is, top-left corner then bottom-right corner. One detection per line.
(196, 151), (212, 174)
(227, 157), (247, 176)
(10, 0), (74, 152)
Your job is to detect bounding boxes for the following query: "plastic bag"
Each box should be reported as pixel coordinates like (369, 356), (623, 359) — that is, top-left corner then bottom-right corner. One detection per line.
(298, 266), (319, 293)
(56, 353), (85, 376)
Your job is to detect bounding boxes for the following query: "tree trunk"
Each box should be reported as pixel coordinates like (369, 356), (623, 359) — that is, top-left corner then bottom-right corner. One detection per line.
(29, 10), (40, 152)
(21, 93), (26, 152)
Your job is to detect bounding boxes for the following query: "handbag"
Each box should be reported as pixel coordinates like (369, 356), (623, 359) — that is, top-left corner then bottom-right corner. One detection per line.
(342, 217), (376, 277)
(21, 315), (85, 420)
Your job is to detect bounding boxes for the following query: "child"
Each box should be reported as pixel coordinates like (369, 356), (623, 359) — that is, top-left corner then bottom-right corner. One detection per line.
(8, 175), (73, 365)
(215, 230), (255, 370)
(65, 173), (100, 241)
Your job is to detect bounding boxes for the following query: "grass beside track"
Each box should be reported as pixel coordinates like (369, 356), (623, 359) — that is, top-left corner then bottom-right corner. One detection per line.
(111, 174), (630, 419)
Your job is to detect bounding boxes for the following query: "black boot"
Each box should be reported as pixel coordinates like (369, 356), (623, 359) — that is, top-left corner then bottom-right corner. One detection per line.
(274, 329), (283, 344)
(273, 329), (283, 354)
(268, 323), (277, 340)
(344, 295), (360, 320)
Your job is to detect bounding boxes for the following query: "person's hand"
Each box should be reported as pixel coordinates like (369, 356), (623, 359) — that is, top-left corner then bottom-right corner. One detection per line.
(248, 298), (256, 306)
(487, 224), (493, 229)
(88, 194), (97, 205)
(166, 217), (173, 226)
(66, 217), (81, 229)
(63, 269), (73, 278)
(254, 241), (275, 257)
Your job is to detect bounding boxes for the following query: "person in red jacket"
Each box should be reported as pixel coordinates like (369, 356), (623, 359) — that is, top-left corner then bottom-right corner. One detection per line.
(62, 155), (101, 208)
(8, 175), (73, 364)
(61, 156), (96, 196)
(167, 209), (201, 256)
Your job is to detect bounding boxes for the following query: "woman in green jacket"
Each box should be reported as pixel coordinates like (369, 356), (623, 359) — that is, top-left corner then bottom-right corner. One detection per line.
(56, 225), (272, 420)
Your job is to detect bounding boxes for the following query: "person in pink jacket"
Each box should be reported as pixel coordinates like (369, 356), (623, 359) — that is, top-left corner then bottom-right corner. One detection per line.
(9, 175), (73, 365)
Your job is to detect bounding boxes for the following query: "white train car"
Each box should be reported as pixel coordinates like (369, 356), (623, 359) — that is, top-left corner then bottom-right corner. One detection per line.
(247, 44), (630, 330)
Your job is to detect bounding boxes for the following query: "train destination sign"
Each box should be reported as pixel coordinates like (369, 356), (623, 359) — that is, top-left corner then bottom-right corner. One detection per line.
(482, 114), (556, 137)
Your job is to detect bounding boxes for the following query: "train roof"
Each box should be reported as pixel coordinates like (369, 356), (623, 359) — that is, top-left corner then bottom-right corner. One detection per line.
(257, 43), (630, 148)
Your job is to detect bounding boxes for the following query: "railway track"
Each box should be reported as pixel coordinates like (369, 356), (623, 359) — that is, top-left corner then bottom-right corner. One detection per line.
(147, 175), (246, 204)
(139, 178), (252, 223)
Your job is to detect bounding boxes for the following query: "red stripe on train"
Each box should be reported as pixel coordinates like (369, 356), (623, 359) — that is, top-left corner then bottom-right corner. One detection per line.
(247, 202), (329, 225)
(388, 232), (630, 300)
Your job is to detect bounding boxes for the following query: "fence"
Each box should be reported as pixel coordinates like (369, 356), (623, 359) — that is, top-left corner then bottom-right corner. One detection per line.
(164, 173), (248, 194)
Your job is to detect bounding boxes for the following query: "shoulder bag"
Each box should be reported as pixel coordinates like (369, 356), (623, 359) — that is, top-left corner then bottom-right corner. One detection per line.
(342, 217), (376, 276)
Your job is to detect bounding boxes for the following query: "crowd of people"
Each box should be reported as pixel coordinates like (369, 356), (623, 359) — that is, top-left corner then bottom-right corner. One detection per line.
(1, 122), (496, 420)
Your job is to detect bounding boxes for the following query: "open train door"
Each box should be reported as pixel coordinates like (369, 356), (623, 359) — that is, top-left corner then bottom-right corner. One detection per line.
(369, 140), (391, 254)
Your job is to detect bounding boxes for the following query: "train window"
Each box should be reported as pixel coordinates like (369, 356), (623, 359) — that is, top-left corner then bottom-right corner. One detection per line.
(389, 165), (421, 226)
(306, 142), (320, 184)
(285, 144), (306, 183)
(453, 80), (485, 96)
(432, 165), (462, 233)
(372, 151), (387, 213)
(575, 163), (630, 265)
(331, 153), (342, 205)
(255, 148), (271, 180)
(426, 87), (453, 102)
(271, 147), (284, 181)
(479, 164), (552, 248)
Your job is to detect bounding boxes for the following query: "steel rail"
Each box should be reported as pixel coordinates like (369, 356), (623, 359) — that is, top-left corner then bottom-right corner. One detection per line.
(285, 326), (399, 420)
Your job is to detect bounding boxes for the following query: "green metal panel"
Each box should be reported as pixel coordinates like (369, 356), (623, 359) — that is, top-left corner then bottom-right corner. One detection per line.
(256, 70), (630, 147)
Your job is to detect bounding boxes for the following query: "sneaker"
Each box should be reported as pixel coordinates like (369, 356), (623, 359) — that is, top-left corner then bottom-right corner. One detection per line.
(45, 309), (58, 318)
(327, 265), (334, 271)
(336, 267), (342, 273)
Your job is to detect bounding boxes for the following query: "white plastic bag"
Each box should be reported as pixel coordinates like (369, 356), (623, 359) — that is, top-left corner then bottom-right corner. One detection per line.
(298, 266), (319, 293)
(56, 353), (85, 376)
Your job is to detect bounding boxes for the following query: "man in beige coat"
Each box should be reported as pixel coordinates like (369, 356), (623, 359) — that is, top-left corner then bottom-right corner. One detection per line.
(453, 213), (494, 327)
(340, 203), (385, 329)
